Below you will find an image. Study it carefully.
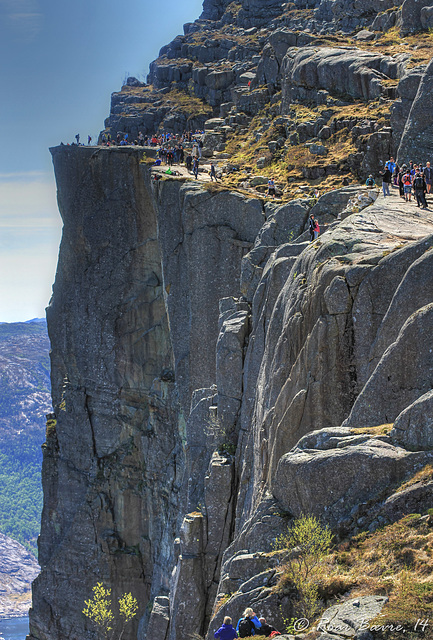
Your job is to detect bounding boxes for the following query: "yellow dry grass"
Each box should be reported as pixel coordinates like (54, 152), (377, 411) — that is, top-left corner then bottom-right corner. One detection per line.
(350, 424), (393, 436)
(276, 515), (433, 638)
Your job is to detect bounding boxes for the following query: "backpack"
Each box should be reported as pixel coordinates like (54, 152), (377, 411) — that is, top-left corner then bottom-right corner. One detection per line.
(238, 617), (255, 638)
(414, 176), (423, 189)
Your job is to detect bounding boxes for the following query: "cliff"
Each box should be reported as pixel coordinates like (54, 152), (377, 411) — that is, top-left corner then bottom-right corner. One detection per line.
(29, 1), (433, 639)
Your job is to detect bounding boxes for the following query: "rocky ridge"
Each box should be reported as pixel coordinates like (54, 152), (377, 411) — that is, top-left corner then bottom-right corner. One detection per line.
(30, 1), (433, 639)
(103, 0), (433, 197)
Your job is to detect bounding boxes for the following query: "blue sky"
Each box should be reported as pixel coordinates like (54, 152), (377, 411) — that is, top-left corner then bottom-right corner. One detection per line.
(0, 0), (203, 322)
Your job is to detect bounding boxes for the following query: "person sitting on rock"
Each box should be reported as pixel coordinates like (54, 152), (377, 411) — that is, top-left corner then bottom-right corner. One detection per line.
(258, 617), (280, 637)
(236, 607), (262, 637)
(214, 616), (238, 640)
(365, 175), (375, 187)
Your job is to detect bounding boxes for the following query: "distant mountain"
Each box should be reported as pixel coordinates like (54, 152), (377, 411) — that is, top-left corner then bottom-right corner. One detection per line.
(0, 531), (39, 618)
(0, 319), (51, 555)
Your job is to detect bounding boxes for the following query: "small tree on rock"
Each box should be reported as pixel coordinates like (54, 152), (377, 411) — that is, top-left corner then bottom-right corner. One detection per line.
(274, 514), (333, 621)
(83, 582), (138, 640)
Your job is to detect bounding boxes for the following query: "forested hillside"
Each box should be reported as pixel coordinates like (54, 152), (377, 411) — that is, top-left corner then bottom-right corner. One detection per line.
(0, 320), (51, 555)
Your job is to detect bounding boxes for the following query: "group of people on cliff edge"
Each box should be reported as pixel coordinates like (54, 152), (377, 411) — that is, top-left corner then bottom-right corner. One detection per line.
(373, 157), (431, 209)
(214, 608), (280, 639)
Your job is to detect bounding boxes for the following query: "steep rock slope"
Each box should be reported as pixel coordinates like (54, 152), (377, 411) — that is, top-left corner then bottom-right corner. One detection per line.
(30, 143), (433, 640)
(30, 0), (433, 638)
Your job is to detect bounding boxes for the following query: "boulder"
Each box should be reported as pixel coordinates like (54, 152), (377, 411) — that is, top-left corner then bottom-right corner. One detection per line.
(206, 70), (235, 91)
(421, 4), (433, 27)
(273, 432), (432, 528)
(354, 29), (375, 40)
(400, 0), (433, 34)
(309, 143), (328, 155)
(391, 390), (433, 450)
(281, 47), (394, 109)
(317, 596), (388, 638)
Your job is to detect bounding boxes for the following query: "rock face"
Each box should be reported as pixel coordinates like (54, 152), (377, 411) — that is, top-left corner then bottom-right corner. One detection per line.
(31, 138), (433, 640)
(397, 56), (433, 163)
(30, 0), (433, 638)
(0, 532), (39, 618)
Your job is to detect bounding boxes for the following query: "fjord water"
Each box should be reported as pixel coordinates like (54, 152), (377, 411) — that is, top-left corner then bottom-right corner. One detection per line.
(0, 617), (29, 640)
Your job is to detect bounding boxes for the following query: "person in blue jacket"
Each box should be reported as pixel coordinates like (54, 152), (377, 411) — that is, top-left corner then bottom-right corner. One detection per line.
(214, 616), (238, 640)
(236, 608), (262, 637)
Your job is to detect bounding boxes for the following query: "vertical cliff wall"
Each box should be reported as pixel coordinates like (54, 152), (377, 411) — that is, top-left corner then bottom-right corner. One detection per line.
(30, 146), (265, 640)
(31, 146), (182, 640)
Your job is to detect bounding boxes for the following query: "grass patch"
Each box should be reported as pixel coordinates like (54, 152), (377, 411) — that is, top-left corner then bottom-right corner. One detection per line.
(350, 424), (393, 436)
(397, 464), (433, 493)
(276, 515), (433, 637)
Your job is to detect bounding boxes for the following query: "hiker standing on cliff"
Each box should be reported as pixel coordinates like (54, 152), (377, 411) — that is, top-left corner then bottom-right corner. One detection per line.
(413, 171), (428, 209)
(403, 169), (412, 202)
(398, 165), (406, 198)
(379, 165), (392, 196)
(75, 134), (80, 145)
(267, 177), (276, 198)
(309, 214), (317, 242)
(423, 161), (433, 193)
(210, 163), (218, 181)
(214, 616), (238, 640)
(193, 157), (199, 179)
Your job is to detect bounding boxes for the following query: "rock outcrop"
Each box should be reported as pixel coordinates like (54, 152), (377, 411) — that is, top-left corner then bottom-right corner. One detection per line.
(29, 0), (433, 638)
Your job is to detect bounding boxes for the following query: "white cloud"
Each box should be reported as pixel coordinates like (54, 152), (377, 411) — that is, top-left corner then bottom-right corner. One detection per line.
(0, 0), (42, 41)
(0, 173), (59, 226)
(0, 172), (61, 322)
